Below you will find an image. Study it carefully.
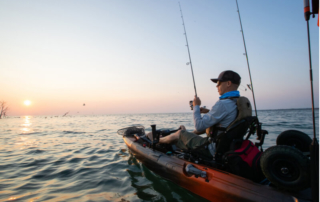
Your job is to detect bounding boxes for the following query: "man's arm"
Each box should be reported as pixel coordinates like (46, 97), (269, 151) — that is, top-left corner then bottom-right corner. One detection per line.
(193, 98), (228, 132)
(200, 107), (210, 113)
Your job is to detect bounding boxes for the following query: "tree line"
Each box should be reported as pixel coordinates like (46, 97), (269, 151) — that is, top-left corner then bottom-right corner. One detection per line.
(0, 101), (8, 119)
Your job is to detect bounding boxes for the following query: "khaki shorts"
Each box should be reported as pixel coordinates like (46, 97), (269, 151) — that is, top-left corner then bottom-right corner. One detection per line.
(176, 130), (212, 158)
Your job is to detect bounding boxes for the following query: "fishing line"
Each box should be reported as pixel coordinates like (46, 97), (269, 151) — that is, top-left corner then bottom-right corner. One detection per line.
(178, 2), (197, 97)
(235, 0), (258, 117)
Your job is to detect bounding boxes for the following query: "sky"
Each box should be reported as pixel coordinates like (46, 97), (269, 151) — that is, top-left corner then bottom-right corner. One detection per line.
(0, 0), (319, 116)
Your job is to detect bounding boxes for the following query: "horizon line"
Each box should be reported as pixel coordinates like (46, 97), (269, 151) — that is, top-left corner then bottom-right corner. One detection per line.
(4, 107), (319, 117)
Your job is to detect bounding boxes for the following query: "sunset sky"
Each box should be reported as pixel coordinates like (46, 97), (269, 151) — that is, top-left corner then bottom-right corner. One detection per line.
(0, 0), (319, 116)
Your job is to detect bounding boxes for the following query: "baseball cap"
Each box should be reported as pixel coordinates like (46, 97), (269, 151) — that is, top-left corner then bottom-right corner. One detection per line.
(211, 70), (241, 85)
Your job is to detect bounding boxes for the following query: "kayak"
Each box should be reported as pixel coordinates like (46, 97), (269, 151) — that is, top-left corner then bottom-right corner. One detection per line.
(119, 126), (312, 202)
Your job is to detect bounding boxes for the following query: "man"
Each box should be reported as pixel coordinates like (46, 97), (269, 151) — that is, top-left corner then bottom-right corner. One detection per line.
(149, 70), (241, 158)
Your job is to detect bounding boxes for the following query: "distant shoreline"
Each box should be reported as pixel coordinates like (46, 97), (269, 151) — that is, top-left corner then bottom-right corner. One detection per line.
(4, 108), (319, 117)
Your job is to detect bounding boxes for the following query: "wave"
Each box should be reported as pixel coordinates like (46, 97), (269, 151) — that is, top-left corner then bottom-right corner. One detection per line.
(26, 149), (46, 155)
(63, 131), (86, 134)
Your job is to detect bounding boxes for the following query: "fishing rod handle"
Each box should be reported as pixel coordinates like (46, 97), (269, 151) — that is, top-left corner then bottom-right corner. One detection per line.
(304, 0), (310, 21)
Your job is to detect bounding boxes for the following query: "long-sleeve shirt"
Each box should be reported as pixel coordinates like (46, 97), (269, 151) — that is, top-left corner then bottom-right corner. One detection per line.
(193, 99), (238, 132)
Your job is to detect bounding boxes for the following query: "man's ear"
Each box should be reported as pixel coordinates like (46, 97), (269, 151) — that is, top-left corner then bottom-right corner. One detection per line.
(227, 81), (232, 87)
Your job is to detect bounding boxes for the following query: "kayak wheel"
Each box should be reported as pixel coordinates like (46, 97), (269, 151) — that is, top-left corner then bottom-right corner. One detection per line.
(260, 145), (310, 192)
(276, 130), (312, 152)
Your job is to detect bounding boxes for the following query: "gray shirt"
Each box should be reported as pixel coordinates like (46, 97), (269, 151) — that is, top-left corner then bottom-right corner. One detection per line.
(193, 99), (237, 132)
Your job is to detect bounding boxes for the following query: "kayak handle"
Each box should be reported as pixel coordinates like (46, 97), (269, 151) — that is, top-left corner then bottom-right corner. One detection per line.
(185, 164), (207, 178)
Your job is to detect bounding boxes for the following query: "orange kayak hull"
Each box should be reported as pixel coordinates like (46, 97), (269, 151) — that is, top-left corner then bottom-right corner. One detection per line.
(123, 136), (304, 202)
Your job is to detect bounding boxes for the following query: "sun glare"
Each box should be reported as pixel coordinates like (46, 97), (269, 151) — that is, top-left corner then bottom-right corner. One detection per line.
(24, 100), (31, 106)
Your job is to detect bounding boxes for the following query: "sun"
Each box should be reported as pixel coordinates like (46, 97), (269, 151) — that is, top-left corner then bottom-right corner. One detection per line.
(24, 100), (31, 106)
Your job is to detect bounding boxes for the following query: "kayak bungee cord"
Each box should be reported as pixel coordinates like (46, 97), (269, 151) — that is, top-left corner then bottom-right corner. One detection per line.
(235, 0), (258, 117)
(178, 2), (197, 97)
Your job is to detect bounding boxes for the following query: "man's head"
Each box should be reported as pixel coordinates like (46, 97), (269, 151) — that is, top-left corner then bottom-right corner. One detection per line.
(211, 70), (241, 95)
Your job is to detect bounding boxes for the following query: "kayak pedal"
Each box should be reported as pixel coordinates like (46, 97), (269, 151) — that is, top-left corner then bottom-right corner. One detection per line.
(185, 164), (207, 178)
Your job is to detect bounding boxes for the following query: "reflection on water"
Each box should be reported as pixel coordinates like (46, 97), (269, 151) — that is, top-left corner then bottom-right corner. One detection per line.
(0, 109), (318, 201)
(21, 116), (31, 133)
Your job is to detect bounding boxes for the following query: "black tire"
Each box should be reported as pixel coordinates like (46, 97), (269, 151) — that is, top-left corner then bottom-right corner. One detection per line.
(277, 130), (312, 152)
(260, 145), (310, 192)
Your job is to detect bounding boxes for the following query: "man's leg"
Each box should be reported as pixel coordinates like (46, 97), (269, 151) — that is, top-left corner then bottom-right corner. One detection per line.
(146, 130), (181, 144)
(159, 130), (181, 144)
(146, 125), (186, 144)
(147, 127), (213, 158)
(159, 125), (186, 144)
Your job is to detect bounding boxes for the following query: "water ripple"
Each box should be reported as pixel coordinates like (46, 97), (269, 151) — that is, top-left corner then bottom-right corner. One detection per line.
(26, 149), (46, 155)
(63, 131), (86, 134)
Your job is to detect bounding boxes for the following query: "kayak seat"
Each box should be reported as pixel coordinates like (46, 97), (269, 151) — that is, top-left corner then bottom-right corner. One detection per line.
(215, 116), (259, 162)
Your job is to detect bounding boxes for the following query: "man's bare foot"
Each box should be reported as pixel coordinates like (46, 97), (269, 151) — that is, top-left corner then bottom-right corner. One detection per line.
(179, 125), (186, 131)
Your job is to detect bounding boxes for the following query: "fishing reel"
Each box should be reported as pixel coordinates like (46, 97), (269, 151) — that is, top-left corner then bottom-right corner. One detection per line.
(189, 100), (207, 112)
(189, 100), (193, 110)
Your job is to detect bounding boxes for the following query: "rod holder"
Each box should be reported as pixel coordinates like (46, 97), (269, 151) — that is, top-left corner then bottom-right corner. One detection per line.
(150, 125), (159, 150)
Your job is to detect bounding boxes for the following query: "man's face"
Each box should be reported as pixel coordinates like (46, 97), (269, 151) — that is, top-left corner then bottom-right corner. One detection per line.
(216, 80), (231, 95)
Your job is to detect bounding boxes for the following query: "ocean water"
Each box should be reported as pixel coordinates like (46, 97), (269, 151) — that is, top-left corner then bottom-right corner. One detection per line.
(0, 109), (318, 202)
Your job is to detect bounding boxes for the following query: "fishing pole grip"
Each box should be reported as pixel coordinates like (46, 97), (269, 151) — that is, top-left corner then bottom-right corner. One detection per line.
(304, 0), (310, 21)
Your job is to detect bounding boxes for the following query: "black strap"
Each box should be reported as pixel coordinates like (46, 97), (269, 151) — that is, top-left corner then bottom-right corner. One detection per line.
(252, 152), (262, 179)
(252, 152), (261, 168)
(226, 119), (245, 132)
(219, 96), (240, 100)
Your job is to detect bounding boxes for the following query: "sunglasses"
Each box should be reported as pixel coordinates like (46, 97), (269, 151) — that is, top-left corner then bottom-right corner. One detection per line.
(217, 81), (225, 87)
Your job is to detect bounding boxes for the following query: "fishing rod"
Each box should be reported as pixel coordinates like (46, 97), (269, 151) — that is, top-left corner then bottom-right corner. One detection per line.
(178, 2), (197, 97)
(304, 0), (318, 145)
(235, 0), (258, 117)
(303, 1), (319, 201)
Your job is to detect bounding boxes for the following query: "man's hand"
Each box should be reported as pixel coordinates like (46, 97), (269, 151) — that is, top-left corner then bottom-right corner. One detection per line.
(200, 107), (209, 114)
(193, 96), (201, 106)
